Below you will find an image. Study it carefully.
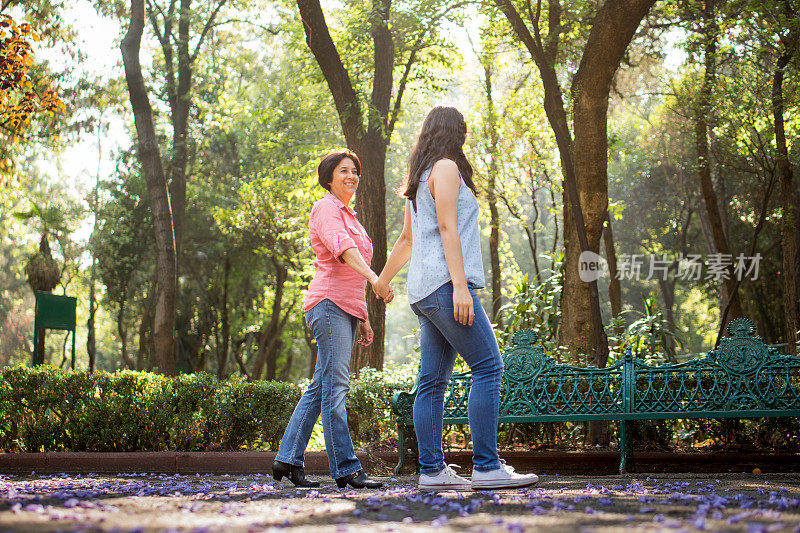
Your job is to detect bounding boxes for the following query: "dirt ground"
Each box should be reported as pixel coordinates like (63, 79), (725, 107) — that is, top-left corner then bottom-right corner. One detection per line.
(1, 471), (800, 532)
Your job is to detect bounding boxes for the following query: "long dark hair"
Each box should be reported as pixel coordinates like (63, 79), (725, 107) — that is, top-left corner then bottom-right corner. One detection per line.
(401, 106), (476, 203)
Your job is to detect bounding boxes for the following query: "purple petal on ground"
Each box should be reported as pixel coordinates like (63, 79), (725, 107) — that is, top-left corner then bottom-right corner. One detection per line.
(23, 503), (45, 513)
(431, 514), (449, 527)
(63, 498), (80, 508)
(729, 512), (753, 524)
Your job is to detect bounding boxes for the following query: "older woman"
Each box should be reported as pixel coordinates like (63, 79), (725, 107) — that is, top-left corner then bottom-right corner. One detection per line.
(272, 149), (388, 489)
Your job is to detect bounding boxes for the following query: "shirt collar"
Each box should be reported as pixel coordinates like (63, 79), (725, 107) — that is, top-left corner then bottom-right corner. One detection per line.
(325, 192), (357, 216)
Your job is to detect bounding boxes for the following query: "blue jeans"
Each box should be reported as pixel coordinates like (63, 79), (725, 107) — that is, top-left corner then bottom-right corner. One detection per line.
(410, 282), (504, 474)
(275, 299), (362, 479)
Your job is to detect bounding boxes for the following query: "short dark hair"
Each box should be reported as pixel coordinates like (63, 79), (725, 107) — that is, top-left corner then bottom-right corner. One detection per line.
(318, 149), (361, 191)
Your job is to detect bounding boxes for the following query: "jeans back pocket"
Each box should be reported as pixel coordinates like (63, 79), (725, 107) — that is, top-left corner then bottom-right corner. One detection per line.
(410, 290), (440, 317)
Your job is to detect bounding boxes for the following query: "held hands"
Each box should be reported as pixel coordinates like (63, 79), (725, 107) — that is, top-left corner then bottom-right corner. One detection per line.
(371, 275), (394, 304)
(452, 284), (474, 326)
(357, 320), (374, 346)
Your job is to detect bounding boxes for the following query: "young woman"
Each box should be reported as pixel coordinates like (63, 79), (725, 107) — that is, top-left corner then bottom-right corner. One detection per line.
(374, 107), (538, 491)
(273, 149), (387, 489)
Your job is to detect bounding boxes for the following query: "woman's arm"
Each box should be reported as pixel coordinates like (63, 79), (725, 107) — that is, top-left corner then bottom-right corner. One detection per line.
(375, 200), (413, 302)
(430, 159), (474, 326)
(341, 247), (379, 286)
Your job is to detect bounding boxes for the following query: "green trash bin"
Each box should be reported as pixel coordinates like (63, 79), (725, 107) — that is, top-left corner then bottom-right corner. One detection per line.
(33, 291), (77, 369)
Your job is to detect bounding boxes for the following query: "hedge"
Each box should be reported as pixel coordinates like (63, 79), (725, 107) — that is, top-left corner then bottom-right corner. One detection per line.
(0, 365), (301, 452)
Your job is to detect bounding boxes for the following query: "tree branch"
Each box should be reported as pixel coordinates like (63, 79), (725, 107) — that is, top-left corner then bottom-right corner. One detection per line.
(296, 0), (362, 144)
(191, 0), (229, 63)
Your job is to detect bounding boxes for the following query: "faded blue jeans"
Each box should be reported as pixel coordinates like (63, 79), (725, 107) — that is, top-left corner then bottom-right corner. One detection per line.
(275, 299), (362, 479)
(410, 282), (504, 475)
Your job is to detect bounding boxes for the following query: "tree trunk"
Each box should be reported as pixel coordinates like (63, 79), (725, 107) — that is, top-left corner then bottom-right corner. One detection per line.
(117, 299), (135, 369)
(121, 0), (177, 375)
(773, 19), (799, 354)
(658, 276), (678, 362)
(494, 0), (594, 363)
(694, 0), (742, 327)
(351, 145), (388, 371)
(218, 254), (230, 378)
(34, 329), (46, 365)
(251, 262), (289, 380)
(137, 273), (156, 370)
(279, 349), (294, 381)
(568, 0), (654, 368)
(483, 61), (503, 324)
(87, 271), (97, 372)
(603, 213), (622, 335)
(167, 0), (192, 264)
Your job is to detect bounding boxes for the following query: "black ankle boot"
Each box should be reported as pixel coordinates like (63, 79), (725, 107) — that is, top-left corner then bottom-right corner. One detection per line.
(335, 470), (383, 489)
(272, 460), (320, 488)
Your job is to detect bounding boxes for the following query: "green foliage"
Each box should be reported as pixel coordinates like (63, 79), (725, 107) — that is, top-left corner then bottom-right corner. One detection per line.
(0, 365), (300, 452)
(496, 260), (563, 353)
(346, 363), (417, 446)
(615, 295), (679, 364)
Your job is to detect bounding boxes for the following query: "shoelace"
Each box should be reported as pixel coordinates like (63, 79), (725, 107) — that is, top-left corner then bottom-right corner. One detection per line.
(443, 464), (467, 480)
(498, 459), (517, 474)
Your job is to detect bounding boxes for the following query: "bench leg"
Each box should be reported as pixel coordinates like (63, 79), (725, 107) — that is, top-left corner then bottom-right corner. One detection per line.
(619, 420), (635, 474)
(394, 423), (406, 476)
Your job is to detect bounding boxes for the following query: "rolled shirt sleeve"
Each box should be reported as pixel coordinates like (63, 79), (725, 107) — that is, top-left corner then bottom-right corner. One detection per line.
(312, 200), (357, 259)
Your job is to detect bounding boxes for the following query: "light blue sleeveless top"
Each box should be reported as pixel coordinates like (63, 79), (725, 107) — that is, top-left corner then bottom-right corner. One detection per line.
(407, 165), (485, 304)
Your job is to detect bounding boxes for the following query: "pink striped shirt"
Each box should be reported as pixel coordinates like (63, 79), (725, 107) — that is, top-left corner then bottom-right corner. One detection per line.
(302, 193), (373, 322)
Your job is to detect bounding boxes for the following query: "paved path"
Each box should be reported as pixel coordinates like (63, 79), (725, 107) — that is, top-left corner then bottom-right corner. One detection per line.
(1, 472), (799, 531)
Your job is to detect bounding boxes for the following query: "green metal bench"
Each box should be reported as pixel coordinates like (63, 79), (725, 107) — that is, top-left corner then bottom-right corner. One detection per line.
(391, 318), (800, 474)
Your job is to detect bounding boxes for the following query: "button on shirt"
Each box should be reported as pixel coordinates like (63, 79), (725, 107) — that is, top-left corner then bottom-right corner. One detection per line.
(303, 193), (373, 322)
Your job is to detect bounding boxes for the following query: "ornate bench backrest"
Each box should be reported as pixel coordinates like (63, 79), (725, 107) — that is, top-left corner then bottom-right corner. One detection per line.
(631, 318), (800, 414)
(499, 330), (625, 417)
(401, 318), (800, 423)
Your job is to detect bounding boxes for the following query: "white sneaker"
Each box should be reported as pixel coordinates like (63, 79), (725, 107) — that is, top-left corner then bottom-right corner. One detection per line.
(419, 464), (472, 491)
(471, 459), (539, 489)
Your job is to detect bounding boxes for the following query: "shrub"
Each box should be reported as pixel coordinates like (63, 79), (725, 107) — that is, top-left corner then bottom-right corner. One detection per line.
(346, 363), (417, 446)
(0, 365), (300, 452)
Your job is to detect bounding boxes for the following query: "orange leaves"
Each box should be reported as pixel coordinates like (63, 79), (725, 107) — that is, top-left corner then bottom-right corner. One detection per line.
(0, 13), (65, 131)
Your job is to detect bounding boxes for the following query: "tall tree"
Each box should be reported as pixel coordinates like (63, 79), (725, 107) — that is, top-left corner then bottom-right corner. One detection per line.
(478, 54), (503, 323)
(494, 0), (656, 366)
(145, 0), (227, 262)
(766, 0), (800, 354)
(121, 0), (177, 374)
(296, 0), (460, 370)
(690, 0), (744, 328)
